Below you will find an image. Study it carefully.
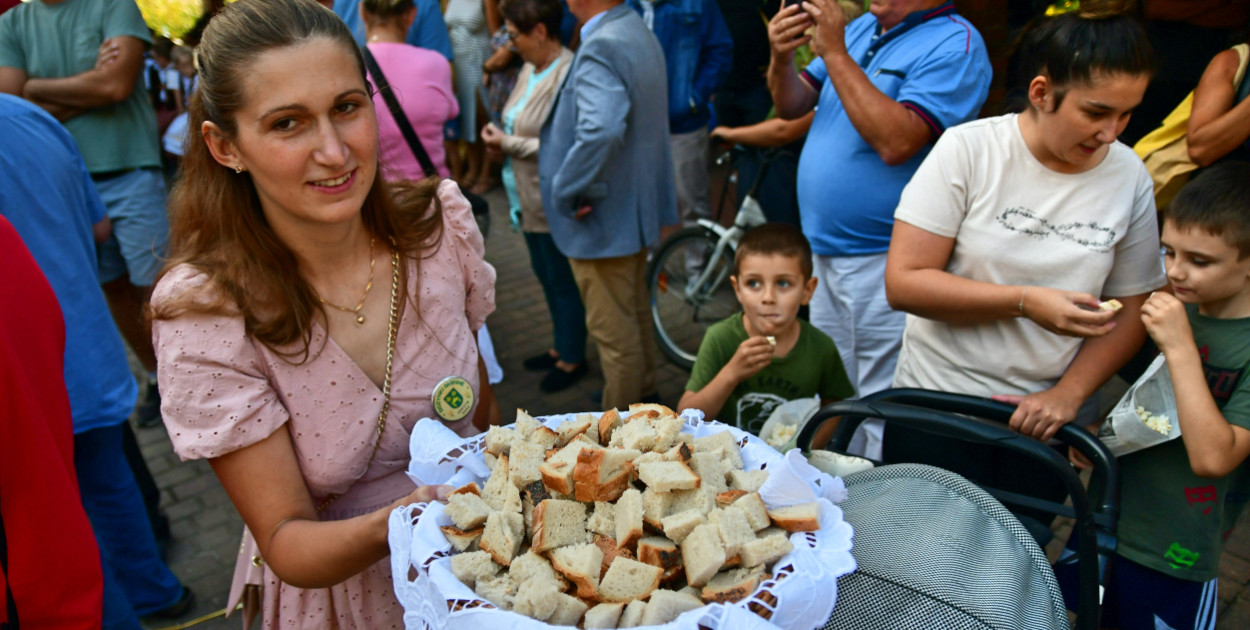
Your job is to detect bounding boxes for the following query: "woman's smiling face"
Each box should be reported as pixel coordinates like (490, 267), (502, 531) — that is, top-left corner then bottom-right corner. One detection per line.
(205, 37), (378, 235)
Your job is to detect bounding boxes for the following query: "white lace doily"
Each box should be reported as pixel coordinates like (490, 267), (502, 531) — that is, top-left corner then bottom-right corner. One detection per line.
(390, 410), (856, 630)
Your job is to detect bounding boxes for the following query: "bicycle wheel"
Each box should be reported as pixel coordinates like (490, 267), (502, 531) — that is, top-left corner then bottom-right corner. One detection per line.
(647, 226), (741, 370)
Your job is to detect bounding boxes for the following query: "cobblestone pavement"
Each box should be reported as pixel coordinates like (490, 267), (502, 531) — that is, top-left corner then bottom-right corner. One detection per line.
(133, 186), (1250, 629)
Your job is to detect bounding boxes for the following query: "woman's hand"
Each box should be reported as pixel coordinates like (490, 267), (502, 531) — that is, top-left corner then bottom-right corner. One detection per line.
(1021, 286), (1117, 338)
(1141, 291), (1193, 354)
(480, 123), (504, 150)
(387, 484), (453, 512)
(994, 387), (1084, 441)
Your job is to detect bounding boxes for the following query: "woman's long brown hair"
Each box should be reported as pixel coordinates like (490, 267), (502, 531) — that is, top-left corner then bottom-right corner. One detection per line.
(151, 0), (444, 362)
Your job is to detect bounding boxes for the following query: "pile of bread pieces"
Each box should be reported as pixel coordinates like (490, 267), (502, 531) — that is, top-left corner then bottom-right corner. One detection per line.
(439, 404), (821, 628)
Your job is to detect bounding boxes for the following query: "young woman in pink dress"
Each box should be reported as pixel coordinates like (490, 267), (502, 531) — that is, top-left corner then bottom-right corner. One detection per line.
(148, 0), (498, 626)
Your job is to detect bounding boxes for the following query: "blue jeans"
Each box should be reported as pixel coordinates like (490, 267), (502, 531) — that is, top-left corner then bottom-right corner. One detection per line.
(74, 424), (183, 618)
(523, 231), (587, 365)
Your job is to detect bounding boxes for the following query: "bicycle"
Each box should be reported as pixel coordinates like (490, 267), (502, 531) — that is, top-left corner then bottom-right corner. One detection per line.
(646, 147), (774, 370)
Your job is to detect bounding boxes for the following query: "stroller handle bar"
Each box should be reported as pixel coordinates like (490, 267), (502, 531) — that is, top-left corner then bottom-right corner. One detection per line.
(857, 388), (1118, 521)
(797, 393), (1116, 630)
(798, 399), (1095, 522)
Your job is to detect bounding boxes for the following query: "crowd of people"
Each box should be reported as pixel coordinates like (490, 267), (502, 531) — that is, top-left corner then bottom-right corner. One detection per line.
(1, 0), (1250, 628)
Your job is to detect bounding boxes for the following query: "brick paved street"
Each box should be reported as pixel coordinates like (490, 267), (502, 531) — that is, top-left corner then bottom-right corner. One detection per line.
(132, 186), (1250, 629)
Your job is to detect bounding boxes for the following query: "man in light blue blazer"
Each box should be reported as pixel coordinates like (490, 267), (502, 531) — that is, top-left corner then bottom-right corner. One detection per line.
(538, 0), (677, 410)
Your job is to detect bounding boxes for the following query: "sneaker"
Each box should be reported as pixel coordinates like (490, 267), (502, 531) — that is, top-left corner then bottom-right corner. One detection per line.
(522, 352), (559, 372)
(141, 586), (195, 621)
(134, 381), (162, 429)
(539, 363), (588, 394)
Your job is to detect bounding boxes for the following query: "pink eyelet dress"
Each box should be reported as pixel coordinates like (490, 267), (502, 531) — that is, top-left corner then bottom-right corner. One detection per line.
(151, 180), (495, 629)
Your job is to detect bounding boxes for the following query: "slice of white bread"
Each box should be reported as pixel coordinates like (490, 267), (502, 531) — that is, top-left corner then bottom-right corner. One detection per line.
(556, 417), (593, 447)
(479, 511), (524, 566)
(636, 535), (683, 583)
(509, 441), (546, 489)
(681, 523), (727, 587)
(598, 408), (623, 446)
(650, 416), (685, 452)
(1099, 299), (1124, 312)
(640, 589), (704, 626)
(480, 454), (514, 511)
(632, 451), (665, 470)
(548, 591), (590, 627)
(677, 585), (700, 599)
(514, 409), (541, 439)
(690, 451), (729, 494)
(474, 574), (516, 610)
(530, 424), (561, 451)
(583, 602), (625, 629)
(693, 431), (744, 469)
(732, 492), (770, 532)
(540, 440), (602, 495)
(636, 460), (700, 491)
(484, 451), (497, 471)
(593, 534), (635, 580)
(440, 525), (483, 552)
(768, 501), (821, 532)
(716, 490), (748, 507)
(701, 566), (764, 604)
(628, 402), (678, 419)
(641, 487), (672, 529)
(485, 425), (517, 456)
(664, 442), (693, 463)
(587, 500), (616, 538)
(758, 526), (789, 540)
(444, 491), (492, 530)
(598, 557), (663, 603)
(728, 469), (769, 493)
(660, 509), (706, 544)
(509, 549), (568, 591)
(573, 447), (640, 502)
(669, 488), (714, 516)
(612, 418), (658, 452)
(739, 534), (794, 568)
(549, 542), (604, 599)
(451, 550), (501, 588)
(531, 499), (590, 552)
(614, 488), (644, 548)
(710, 507), (757, 557)
(513, 579), (561, 622)
(617, 599), (648, 628)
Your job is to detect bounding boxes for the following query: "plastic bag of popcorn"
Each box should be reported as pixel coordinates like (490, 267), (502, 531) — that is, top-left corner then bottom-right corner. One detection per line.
(1099, 354), (1181, 456)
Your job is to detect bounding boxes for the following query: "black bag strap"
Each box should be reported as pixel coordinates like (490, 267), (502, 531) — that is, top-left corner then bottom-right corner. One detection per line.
(362, 47), (438, 178)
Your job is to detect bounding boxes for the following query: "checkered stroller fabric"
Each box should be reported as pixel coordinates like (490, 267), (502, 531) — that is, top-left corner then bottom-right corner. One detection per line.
(823, 463), (1068, 630)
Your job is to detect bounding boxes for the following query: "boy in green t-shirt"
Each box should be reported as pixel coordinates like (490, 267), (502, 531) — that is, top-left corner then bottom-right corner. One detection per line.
(678, 223), (854, 437)
(1060, 163), (1250, 628)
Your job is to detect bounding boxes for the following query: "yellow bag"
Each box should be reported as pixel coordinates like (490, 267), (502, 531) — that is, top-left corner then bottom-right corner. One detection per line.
(1134, 44), (1250, 211)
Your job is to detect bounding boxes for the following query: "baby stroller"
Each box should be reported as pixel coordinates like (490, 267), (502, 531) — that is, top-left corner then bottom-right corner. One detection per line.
(797, 390), (1119, 630)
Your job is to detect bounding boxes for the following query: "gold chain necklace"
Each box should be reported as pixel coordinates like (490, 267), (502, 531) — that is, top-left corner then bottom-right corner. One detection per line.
(316, 246), (401, 513)
(317, 238), (375, 325)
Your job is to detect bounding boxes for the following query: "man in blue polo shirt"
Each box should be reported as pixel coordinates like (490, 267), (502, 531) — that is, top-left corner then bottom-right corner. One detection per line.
(767, 0), (990, 457)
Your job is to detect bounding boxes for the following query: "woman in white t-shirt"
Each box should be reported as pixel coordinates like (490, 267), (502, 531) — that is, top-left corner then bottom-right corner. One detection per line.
(885, 7), (1168, 445)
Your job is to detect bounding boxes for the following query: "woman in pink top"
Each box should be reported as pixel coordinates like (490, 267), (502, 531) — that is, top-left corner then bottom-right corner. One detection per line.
(148, 0), (497, 626)
(363, 0), (459, 181)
